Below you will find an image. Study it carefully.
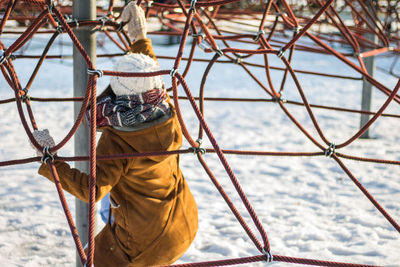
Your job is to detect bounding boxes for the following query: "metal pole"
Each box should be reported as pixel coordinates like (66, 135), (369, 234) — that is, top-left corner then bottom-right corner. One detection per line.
(360, 1), (378, 139)
(72, 1), (96, 266)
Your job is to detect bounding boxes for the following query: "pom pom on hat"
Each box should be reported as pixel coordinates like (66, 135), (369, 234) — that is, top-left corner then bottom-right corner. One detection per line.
(110, 53), (164, 96)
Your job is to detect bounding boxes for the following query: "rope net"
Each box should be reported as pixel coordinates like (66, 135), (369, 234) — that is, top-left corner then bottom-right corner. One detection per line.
(0, 0), (399, 266)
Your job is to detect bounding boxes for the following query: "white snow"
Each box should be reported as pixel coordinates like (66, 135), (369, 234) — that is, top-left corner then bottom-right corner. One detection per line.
(0, 29), (399, 267)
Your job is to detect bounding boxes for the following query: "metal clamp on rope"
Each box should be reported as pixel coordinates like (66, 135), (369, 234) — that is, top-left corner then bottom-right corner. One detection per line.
(189, 0), (197, 14)
(233, 56), (243, 65)
(146, 0), (154, 8)
(117, 21), (125, 32)
(294, 25), (302, 34)
(254, 30), (265, 42)
(0, 50), (7, 66)
(73, 19), (79, 28)
(41, 147), (55, 164)
(87, 69), (103, 77)
(56, 24), (63, 33)
(170, 68), (178, 77)
(214, 47), (224, 58)
(262, 248), (273, 263)
(20, 88), (31, 102)
(99, 16), (110, 30)
(190, 139), (206, 155)
(277, 47), (285, 58)
(274, 91), (286, 103)
(67, 18), (79, 28)
(325, 143), (336, 158)
(47, 0), (55, 14)
(192, 32), (205, 40)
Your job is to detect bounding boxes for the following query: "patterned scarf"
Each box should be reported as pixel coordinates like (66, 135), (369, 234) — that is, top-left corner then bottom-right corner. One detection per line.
(87, 88), (170, 128)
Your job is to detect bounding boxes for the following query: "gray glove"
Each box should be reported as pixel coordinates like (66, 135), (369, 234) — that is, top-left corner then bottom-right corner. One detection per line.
(31, 129), (56, 157)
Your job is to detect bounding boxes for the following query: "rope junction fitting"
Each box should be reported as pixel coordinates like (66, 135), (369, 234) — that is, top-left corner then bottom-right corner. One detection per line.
(214, 47), (224, 58)
(99, 16), (112, 30)
(170, 68), (178, 77)
(117, 21), (125, 32)
(100, 17), (107, 30)
(190, 139), (206, 155)
(274, 91), (287, 103)
(73, 19), (79, 28)
(56, 25), (63, 33)
(254, 30), (265, 42)
(41, 146), (55, 164)
(20, 88), (31, 102)
(87, 69), (103, 77)
(262, 248), (273, 263)
(325, 143), (336, 157)
(294, 26), (303, 34)
(233, 56), (243, 65)
(277, 47), (285, 58)
(192, 32), (205, 40)
(0, 50), (7, 65)
(47, 0), (55, 14)
(189, 0), (197, 14)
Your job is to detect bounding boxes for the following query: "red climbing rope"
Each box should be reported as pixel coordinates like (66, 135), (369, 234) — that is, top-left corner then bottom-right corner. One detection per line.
(0, 0), (399, 266)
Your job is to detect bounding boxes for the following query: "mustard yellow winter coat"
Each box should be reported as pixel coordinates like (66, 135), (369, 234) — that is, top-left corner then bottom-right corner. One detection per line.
(38, 39), (198, 266)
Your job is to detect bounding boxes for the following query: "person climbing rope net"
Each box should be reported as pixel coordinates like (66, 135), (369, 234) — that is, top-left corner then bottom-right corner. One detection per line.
(32, 2), (198, 266)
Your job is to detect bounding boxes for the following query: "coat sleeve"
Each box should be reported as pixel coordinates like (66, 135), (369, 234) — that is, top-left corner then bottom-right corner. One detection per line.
(129, 38), (157, 62)
(38, 131), (127, 203)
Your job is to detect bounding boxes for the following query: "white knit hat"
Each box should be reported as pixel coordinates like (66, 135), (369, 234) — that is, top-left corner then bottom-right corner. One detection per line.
(110, 53), (164, 96)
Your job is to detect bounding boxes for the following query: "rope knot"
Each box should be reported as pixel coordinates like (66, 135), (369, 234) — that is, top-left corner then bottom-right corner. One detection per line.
(41, 146), (55, 164)
(325, 143), (336, 158)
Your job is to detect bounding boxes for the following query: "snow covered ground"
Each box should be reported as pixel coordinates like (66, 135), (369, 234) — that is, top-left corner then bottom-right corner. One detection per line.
(0, 29), (399, 267)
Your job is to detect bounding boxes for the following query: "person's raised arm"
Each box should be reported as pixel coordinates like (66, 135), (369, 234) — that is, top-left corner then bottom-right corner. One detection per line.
(121, 1), (157, 61)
